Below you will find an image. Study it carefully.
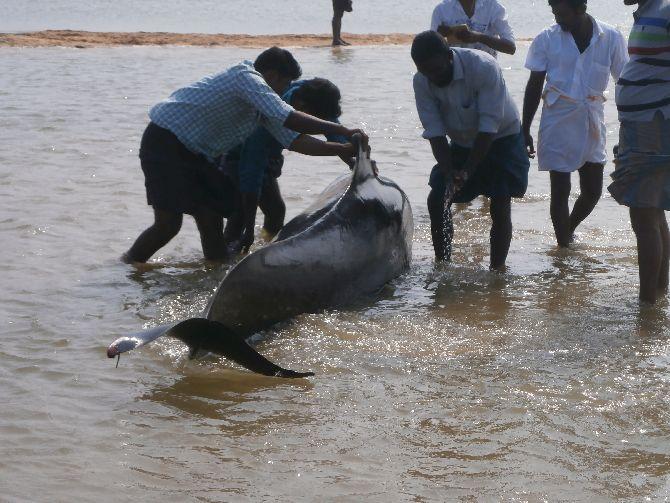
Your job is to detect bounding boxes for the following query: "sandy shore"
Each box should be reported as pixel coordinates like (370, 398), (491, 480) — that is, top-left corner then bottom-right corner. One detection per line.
(0, 30), (417, 48)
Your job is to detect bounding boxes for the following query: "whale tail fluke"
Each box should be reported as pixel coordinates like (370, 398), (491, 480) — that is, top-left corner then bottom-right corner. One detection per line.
(106, 318), (314, 379)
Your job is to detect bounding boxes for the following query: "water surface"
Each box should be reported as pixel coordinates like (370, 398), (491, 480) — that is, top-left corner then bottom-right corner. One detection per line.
(1, 44), (669, 501)
(1, 0), (632, 36)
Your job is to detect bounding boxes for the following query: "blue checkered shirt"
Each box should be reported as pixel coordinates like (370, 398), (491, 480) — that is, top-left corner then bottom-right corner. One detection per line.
(149, 60), (300, 160)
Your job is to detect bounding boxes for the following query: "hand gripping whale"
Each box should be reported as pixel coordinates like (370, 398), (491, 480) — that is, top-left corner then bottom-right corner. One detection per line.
(107, 138), (413, 377)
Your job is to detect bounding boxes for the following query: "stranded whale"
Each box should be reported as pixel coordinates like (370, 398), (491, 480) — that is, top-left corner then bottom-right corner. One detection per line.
(107, 138), (413, 377)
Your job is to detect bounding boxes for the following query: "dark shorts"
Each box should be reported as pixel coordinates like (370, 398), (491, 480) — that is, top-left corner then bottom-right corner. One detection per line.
(139, 122), (235, 216)
(333, 0), (353, 13)
(429, 132), (530, 203)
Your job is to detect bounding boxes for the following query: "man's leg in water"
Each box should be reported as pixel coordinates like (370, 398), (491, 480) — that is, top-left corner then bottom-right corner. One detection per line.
(123, 208), (183, 263)
(569, 162), (604, 236)
(549, 170), (572, 247)
(193, 208), (227, 261)
(630, 207), (665, 304)
(259, 177), (286, 237)
(427, 187), (447, 260)
(490, 196), (512, 270)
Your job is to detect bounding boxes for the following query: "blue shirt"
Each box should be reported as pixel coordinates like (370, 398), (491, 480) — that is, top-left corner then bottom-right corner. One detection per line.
(233, 80), (347, 194)
(149, 60), (300, 161)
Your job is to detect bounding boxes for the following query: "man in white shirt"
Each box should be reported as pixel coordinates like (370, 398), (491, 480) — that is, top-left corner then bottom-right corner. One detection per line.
(522, 0), (628, 247)
(431, 0), (516, 57)
(412, 30), (529, 268)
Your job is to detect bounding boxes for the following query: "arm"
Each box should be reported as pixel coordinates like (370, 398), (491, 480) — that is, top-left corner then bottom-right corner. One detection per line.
(429, 136), (453, 174)
(284, 111), (365, 142)
(451, 26), (515, 55)
(521, 71), (546, 158)
(521, 34), (549, 158)
(325, 120), (355, 168)
(474, 33), (515, 55)
(288, 134), (355, 157)
(461, 133), (495, 177)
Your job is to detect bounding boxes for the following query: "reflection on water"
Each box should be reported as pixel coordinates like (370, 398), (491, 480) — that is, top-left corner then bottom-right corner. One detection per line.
(1, 45), (670, 501)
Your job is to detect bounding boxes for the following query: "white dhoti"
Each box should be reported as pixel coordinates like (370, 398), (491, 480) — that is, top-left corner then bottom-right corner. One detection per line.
(537, 87), (607, 173)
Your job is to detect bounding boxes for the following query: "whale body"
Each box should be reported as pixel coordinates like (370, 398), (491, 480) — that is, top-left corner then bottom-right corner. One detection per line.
(107, 141), (413, 377)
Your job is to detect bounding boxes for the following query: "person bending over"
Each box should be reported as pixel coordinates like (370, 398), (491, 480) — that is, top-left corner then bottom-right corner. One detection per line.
(411, 30), (529, 269)
(220, 78), (350, 252)
(122, 47), (365, 264)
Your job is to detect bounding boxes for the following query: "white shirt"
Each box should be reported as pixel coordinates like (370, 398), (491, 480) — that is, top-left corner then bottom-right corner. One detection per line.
(413, 48), (520, 148)
(525, 19), (628, 105)
(525, 19), (628, 172)
(430, 0), (514, 58)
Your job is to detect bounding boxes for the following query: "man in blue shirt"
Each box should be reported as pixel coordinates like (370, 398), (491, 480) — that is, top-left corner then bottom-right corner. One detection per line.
(122, 47), (366, 263)
(221, 78), (350, 252)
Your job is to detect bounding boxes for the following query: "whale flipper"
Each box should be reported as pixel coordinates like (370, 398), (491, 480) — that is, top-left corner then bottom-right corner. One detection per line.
(107, 318), (313, 378)
(168, 318), (314, 378)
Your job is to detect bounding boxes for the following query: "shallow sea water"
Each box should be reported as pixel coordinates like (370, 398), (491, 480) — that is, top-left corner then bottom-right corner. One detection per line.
(1, 0), (631, 37)
(1, 43), (670, 502)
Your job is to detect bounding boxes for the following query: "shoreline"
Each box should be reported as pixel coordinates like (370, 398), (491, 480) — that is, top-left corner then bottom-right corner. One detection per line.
(0, 30), (533, 48)
(0, 30), (415, 48)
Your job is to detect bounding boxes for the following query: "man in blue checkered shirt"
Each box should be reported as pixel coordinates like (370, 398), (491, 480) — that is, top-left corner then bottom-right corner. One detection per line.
(123, 47), (367, 263)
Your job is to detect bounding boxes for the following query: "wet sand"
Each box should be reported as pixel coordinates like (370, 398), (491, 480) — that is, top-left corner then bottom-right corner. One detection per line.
(0, 30), (417, 48)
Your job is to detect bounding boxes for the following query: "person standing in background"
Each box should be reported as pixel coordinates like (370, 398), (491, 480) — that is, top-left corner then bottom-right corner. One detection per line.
(522, 0), (627, 248)
(608, 0), (670, 304)
(430, 0), (516, 57)
(332, 0), (353, 46)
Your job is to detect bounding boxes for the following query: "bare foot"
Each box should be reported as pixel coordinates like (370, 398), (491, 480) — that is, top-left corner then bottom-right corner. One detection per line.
(332, 39), (343, 46)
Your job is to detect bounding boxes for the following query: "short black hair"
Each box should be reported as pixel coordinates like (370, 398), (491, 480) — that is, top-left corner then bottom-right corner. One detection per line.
(548, 0), (587, 8)
(254, 47), (302, 80)
(291, 78), (342, 119)
(411, 30), (450, 64)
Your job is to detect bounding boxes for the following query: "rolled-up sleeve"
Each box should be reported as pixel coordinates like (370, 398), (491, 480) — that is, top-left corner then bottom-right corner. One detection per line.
(475, 57), (506, 134)
(491, 3), (515, 43)
(235, 69), (294, 120)
(413, 73), (448, 139)
(525, 32), (548, 72)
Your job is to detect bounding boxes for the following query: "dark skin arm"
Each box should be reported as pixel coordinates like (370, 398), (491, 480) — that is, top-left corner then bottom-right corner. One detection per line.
(429, 133), (494, 189)
(522, 71), (546, 159)
(429, 136), (453, 174)
(443, 25), (516, 55)
(284, 111), (368, 145)
(459, 133), (495, 186)
(238, 135), (356, 252)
